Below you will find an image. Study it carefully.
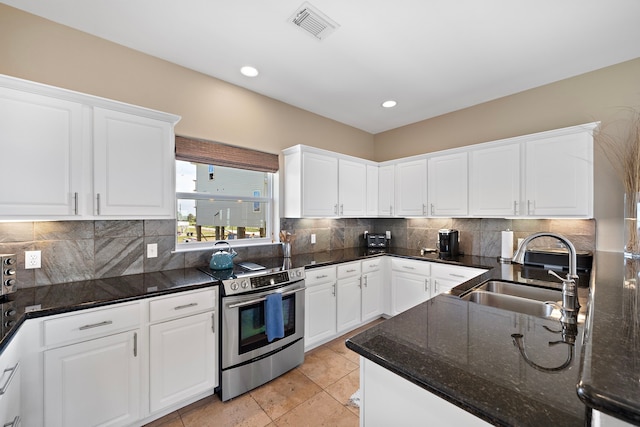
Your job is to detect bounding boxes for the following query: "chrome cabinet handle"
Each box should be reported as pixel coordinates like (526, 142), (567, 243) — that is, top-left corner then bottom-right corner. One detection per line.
(174, 302), (198, 310)
(527, 200), (533, 215)
(390, 205), (393, 216)
(449, 273), (465, 278)
(434, 279), (439, 295)
(0, 362), (19, 395)
(133, 332), (137, 357)
(402, 266), (415, 270)
(74, 192), (79, 215)
(422, 204), (426, 216)
(315, 274), (328, 279)
(340, 204), (344, 215)
(363, 275), (368, 287)
(334, 204), (338, 215)
(79, 320), (113, 331)
(430, 204), (435, 215)
(332, 284), (336, 296)
(96, 193), (101, 215)
(211, 312), (216, 334)
(513, 200), (518, 215)
(425, 278), (430, 293)
(346, 269), (357, 273)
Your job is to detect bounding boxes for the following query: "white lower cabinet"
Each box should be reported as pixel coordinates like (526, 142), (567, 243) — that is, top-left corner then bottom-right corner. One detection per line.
(431, 263), (486, 295)
(44, 330), (141, 427)
(361, 259), (384, 322)
(390, 258), (432, 315)
(0, 332), (21, 427)
(361, 358), (490, 426)
(336, 262), (362, 333)
(148, 288), (217, 413)
(305, 266), (338, 350)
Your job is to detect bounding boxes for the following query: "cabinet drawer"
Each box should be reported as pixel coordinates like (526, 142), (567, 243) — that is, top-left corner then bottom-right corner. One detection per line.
(431, 264), (485, 282)
(305, 266), (336, 286)
(44, 303), (140, 347)
(149, 288), (217, 323)
(391, 258), (431, 276)
(361, 257), (383, 273)
(337, 261), (361, 279)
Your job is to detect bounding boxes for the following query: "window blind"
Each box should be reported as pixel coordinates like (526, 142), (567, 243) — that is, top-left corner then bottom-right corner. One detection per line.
(175, 135), (279, 173)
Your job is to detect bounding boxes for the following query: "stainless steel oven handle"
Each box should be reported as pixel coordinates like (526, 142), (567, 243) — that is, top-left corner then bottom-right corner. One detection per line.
(226, 287), (305, 309)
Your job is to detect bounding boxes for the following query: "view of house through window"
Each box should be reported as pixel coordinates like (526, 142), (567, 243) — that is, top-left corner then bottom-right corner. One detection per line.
(176, 160), (273, 246)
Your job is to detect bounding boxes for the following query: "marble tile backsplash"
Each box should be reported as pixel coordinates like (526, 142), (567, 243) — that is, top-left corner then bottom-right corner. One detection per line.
(0, 217), (595, 289)
(0, 220), (282, 289)
(281, 217), (596, 258)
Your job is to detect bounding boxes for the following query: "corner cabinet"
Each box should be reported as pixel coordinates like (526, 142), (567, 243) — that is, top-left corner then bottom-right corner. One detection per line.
(0, 74), (180, 220)
(283, 145), (373, 218)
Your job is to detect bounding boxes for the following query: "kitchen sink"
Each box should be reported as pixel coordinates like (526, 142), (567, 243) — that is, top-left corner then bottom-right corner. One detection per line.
(474, 280), (562, 303)
(462, 291), (556, 318)
(460, 280), (562, 319)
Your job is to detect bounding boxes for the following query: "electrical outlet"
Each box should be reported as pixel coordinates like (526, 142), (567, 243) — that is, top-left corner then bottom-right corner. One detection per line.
(147, 243), (158, 258)
(25, 250), (41, 269)
(311, 234), (316, 244)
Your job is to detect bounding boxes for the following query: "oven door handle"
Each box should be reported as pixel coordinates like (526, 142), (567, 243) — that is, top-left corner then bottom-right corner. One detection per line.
(226, 287), (305, 309)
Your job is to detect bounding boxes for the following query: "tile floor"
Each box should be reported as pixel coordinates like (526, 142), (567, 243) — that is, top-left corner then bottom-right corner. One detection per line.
(145, 319), (384, 427)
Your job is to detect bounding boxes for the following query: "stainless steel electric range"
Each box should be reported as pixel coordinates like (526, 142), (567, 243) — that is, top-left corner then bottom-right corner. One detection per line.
(200, 261), (306, 401)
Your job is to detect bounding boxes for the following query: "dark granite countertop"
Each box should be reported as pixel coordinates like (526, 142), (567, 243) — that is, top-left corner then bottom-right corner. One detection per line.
(577, 252), (640, 425)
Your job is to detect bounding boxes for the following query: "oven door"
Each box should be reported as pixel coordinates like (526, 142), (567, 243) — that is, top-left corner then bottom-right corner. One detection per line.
(222, 280), (305, 369)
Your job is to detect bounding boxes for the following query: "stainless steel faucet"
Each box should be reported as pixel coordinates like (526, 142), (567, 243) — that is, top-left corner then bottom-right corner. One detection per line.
(512, 232), (580, 320)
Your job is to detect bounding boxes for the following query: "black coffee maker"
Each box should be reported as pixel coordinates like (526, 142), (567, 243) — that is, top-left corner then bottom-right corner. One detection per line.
(438, 229), (459, 257)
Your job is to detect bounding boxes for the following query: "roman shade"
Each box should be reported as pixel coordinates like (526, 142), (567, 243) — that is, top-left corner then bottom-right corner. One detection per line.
(175, 136), (279, 173)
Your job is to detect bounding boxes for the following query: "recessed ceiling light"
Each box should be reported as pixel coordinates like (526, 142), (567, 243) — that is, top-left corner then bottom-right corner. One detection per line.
(381, 100), (397, 108)
(240, 66), (259, 77)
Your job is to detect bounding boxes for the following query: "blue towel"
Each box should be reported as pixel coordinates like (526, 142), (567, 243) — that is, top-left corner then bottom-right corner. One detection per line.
(265, 293), (284, 342)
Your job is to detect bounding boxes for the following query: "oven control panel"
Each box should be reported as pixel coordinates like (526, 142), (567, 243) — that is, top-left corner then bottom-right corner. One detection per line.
(223, 267), (305, 296)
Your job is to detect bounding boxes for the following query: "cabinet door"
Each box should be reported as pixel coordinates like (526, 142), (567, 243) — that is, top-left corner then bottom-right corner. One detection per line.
(338, 158), (367, 217)
(392, 271), (430, 315)
(305, 281), (337, 350)
(301, 151), (338, 216)
(44, 330), (140, 427)
(366, 164), (379, 216)
(378, 165), (395, 216)
(396, 159), (428, 216)
(428, 152), (468, 216)
(0, 87), (83, 218)
(337, 276), (362, 333)
(524, 131), (593, 217)
(362, 269), (383, 321)
(0, 334), (21, 427)
(93, 107), (174, 217)
(149, 311), (216, 412)
(469, 143), (521, 216)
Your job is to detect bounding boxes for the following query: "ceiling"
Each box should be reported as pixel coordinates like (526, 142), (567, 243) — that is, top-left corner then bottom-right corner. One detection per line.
(4, 0), (640, 134)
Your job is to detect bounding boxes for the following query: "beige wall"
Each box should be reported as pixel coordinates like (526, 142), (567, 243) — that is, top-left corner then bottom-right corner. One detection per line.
(374, 58), (640, 252)
(0, 4), (374, 159)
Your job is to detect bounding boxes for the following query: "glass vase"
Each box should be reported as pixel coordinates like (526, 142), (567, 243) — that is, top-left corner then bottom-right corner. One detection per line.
(624, 192), (640, 258)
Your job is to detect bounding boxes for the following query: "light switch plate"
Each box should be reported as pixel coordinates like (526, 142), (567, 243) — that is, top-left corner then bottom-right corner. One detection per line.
(311, 234), (316, 244)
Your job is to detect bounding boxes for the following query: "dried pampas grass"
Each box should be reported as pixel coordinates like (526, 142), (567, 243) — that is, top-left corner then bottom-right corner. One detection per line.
(595, 107), (640, 255)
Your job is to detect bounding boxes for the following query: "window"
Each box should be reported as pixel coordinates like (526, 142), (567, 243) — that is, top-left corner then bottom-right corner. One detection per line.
(175, 137), (279, 249)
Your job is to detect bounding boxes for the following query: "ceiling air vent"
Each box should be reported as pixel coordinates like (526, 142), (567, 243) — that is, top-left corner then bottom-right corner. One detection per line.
(289, 2), (339, 40)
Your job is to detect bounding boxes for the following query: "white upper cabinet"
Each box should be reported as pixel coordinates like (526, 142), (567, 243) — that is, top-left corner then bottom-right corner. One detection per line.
(338, 158), (367, 217)
(427, 152), (468, 217)
(0, 75), (180, 220)
(524, 129), (593, 217)
(93, 107), (175, 217)
(366, 164), (379, 216)
(469, 142), (521, 217)
(396, 159), (428, 216)
(378, 164), (395, 216)
(284, 145), (375, 218)
(0, 86), (84, 218)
